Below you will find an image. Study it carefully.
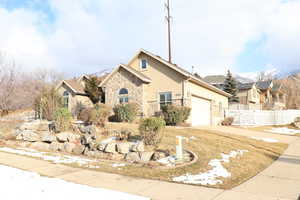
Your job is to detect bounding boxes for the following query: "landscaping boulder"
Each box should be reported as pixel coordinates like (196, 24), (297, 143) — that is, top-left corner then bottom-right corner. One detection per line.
(125, 152), (140, 162)
(116, 142), (131, 154)
(140, 152), (154, 162)
(97, 143), (107, 151)
(79, 125), (96, 137)
(72, 145), (85, 155)
(49, 142), (64, 152)
(30, 142), (50, 151)
(63, 142), (76, 153)
(94, 151), (106, 159)
(294, 122), (300, 129)
(67, 134), (80, 143)
(19, 130), (40, 142)
(86, 150), (95, 158)
(80, 134), (93, 145)
(104, 143), (116, 153)
(41, 133), (56, 143)
(131, 142), (144, 152)
(88, 140), (98, 151)
(152, 151), (168, 161)
(56, 132), (76, 143)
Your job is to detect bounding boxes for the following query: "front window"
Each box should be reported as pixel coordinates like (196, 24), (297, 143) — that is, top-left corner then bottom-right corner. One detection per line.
(160, 92), (172, 108)
(63, 91), (69, 108)
(119, 88), (129, 104)
(140, 59), (148, 69)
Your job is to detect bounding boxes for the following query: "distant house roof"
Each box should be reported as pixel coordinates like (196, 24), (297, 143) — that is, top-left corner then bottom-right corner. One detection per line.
(203, 75), (226, 85)
(256, 80), (272, 90)
(237, 82), (255, 90)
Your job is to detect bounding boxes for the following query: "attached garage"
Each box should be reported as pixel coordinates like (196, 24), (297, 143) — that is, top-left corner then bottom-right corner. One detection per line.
(191, 95), (212, 126)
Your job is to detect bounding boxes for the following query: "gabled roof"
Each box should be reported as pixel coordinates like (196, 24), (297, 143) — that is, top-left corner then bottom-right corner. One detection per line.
(57, 74), (108, 95)
(256, 80), (273, 90)
(128, 49), (231, 97)
(99, 64), (152, 87)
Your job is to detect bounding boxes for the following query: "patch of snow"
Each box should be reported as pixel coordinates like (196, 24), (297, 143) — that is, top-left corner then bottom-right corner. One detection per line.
(173, 150), (248, 185)
(250, 137), (279, 143)
(190, 136), (198, 140)
(0, 147), (97, 166)
(0, 165), (149, 200)
(112, 163), (126, 168)
(157, 156), (177, 167)
(266, 127), (300, 135)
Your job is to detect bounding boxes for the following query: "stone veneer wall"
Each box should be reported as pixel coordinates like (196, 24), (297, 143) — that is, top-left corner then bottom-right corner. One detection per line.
(103, 68), (144, 114)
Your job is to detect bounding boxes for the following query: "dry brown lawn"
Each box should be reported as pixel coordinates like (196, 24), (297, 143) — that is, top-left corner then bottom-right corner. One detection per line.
(0, 121), (288, 189)
(96, 122), (287, 189)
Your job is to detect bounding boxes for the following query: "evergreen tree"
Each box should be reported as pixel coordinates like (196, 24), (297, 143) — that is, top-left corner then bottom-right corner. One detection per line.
(84, 76), (104, 104)
(223, 70), (239, 103)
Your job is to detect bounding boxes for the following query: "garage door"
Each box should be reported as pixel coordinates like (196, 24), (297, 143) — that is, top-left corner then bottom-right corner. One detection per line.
(191, 96), (211, 126)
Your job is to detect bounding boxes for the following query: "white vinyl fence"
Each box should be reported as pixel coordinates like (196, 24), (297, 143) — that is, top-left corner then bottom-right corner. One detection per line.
(225, 109), (300, 126)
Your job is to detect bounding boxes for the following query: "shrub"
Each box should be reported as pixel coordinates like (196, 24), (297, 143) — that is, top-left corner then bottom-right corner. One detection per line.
(78, 104), (111, 127)
(161, 105), (191, 126)
(54, 107), (73, 132)
(221, 117), (234, 126)
(113, 103), (139, 123)
(94, 103), (111, 127)
(34, 87), (63, 121)
(139, 117), (166, 146)
(78, 107), (96, 125)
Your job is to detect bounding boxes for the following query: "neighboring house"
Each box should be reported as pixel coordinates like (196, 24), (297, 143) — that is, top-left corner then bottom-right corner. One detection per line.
(256, 81), (286, 110)
(232, 83), (261, 110)
(99, 49), (231, 126)
(56, 75), (94, 113)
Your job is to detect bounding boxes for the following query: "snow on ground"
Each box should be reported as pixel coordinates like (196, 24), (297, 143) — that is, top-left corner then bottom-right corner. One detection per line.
(173, 150), (248, 185)
(266, 127), (300, 135)
(0, 164), (149, 200)
(0, 147), (97, 166)
(250, 137), (279, 143)
(112, 163), (126, 168)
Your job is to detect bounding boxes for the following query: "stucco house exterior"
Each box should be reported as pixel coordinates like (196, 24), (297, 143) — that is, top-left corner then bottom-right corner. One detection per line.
(56, 75), (94, 113)
(99, 49), (230, 126)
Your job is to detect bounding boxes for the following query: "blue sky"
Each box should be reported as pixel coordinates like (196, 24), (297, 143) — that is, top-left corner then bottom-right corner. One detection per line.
(0, 0), (299, 77)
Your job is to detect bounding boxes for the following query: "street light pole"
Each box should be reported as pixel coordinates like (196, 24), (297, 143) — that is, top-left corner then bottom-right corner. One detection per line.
(165, 0), (172, 63)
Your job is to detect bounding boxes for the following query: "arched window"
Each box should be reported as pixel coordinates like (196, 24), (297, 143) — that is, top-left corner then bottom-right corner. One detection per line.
(119, 88), (129, 103)
(63, 91), (69, 108)
(119, 88), (128, 95)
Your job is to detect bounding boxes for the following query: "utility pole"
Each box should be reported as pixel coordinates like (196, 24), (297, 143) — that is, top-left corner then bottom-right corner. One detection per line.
(165, 0), (172, 63)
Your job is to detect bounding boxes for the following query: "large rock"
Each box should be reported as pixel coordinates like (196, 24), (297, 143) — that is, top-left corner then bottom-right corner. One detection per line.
(94, 151), (106, 159)
(30, 142), (50, 151)
(41, 132), (56, 143)
(79, 125), (96, 136)
(56, 132), (78, 143)
(88, 140), (98, 151)
(125, 152), (140, 162)
(140, 152), (154, 162)
(104, 143), (116, 153)
(294, 122), (300, 129)
(116, 142), (131, 154)
(49, 142), (64, 152)
(97, 143), (107, 151)
(152, 151), (167, 161)
(63, 142), (76, 153)
(80, 134), (93, 145)
(72, 145), (85, 155)
(131, 142), (145, 152)
(19, 130), (40, 142)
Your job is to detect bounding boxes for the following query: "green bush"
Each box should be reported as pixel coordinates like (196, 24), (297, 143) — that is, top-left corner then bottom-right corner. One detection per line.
(161, 105), (191, 126)
(78, 104), (111, 127)
(139, 117), (166, 146)
(54, 107), (73, 132)
(113, 103), (139, 123)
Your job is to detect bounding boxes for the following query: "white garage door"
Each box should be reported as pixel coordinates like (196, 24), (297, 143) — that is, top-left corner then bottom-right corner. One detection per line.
(191, 96), (211, 126)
